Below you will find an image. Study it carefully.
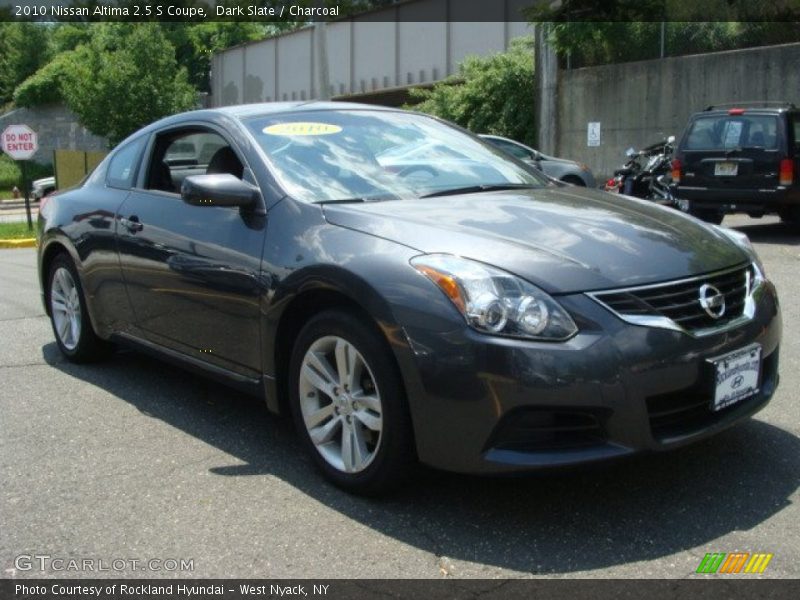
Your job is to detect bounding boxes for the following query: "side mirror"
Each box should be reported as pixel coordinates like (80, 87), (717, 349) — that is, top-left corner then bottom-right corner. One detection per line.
(181, 174), (259, 208)
(531, 150), (542, 161)
(625, 147), (637, 158)
(667, 135), (676, 144)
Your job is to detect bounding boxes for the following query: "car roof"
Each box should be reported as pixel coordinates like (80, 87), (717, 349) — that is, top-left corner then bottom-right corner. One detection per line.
(121, 101), (403, 145)
(479, 134), (532, 148)
(695, 106), (796, 118)
(699, 109), (790, 116)
(214, 101), (396, 119)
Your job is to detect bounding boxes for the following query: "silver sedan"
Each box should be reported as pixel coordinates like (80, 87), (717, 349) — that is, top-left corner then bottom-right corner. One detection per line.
(480, 134), (596, 188)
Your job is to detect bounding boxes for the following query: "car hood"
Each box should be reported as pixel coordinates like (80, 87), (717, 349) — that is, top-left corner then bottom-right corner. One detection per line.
(321, 187), (749, 294)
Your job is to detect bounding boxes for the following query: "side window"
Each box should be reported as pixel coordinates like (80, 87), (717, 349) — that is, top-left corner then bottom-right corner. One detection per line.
(495, 139), (533, 160)
(107, 137), (145, 189)
(792, 116), (800, 153)
(146, 130), (243, 194)
(686, 119), (717, 150)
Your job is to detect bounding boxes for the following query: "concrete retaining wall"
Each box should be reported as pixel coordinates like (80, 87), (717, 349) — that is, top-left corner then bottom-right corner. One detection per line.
(0, 104), (108, 166)
(555, 43), (800, 180)
(211, 0), (532, 106)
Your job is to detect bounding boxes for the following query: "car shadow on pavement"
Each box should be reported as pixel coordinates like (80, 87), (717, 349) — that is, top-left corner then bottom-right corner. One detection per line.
(731, 220), (800, 246)
(44, 342), (799, 576)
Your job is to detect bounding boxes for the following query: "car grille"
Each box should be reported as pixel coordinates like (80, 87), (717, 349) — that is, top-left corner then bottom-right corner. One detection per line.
(591, 265), (751, 333)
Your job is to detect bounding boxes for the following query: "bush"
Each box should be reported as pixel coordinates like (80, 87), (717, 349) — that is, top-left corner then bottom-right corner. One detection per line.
(13, 54), (69, 107)
(406, 38), (536, 148)
(0, 154), (53, 190)
(0, 154), (19, 189)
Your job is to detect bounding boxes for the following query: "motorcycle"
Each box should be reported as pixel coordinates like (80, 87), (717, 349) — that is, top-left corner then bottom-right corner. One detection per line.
(605, 136), (676, 206)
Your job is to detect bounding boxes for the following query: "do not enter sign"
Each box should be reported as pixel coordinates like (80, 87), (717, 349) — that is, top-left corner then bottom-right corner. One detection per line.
(1, 124), (38, 160)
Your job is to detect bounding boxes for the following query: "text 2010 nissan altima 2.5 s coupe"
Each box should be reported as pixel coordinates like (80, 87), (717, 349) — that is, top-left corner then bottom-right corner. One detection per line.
(37, 103), (781, 494)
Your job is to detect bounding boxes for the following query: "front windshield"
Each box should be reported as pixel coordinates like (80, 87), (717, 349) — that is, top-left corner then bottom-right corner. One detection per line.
(245, 109), (548, 203)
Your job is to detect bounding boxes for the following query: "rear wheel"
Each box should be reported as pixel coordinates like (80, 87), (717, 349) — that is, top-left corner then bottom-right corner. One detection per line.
(289, 310), (415, 495)
(47, 254), (111, 362)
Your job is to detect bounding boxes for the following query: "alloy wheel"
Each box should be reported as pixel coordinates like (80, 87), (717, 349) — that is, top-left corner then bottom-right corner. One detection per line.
(50, 267), (82, 351)
(298, 335), (383, 473)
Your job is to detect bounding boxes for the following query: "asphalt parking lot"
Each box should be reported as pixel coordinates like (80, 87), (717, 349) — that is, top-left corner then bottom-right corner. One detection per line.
(1, 214), (798, 579)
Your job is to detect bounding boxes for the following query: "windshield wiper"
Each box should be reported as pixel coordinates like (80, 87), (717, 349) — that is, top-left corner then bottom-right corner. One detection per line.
(420, 183), (539, 199)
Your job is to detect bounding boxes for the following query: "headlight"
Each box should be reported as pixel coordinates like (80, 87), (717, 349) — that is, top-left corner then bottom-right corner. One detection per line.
(411, 254), (578, 341)
(712, 225), (766, 286)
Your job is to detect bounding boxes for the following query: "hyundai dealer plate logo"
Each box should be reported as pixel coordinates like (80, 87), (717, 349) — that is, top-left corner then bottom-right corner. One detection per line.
(699, 284), (726, 319)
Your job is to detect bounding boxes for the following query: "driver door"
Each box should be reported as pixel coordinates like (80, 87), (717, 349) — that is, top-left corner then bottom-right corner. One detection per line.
(116, 125), (266, 378)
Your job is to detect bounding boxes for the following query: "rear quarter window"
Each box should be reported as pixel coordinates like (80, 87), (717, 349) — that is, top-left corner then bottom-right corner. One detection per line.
(684, 115), (779, 151)
(107, 137), (145, 189)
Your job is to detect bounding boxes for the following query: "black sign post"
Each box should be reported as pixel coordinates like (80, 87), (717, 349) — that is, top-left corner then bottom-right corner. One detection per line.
(21, 159), (33, 230)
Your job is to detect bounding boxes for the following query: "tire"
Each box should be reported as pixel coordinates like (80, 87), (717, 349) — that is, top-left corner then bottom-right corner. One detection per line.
(778, 207), (800, 225)
(47, 254), (112, 363)
(689, 208), (724, 225)
(288, 309), (415, 495)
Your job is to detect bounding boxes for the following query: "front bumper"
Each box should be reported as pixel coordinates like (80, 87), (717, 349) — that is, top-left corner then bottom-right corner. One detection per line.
(398, 280), (781, 474)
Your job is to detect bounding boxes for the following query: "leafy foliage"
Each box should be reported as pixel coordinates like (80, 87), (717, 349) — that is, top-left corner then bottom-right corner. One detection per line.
(14, 54), (72, 108)
(523, 0), (799, 22)
(0, 154), (53, 190)
(0, 23), (53, 104)
(537, 21), (800, 68)
(407, 39), (536, 148)
(3, 1), (402, 144)
(160, 22), (279, 92)
(57, 24), (197, 145)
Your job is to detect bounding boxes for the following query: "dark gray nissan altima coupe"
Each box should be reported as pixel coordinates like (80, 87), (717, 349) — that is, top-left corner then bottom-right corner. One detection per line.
(37, 103), (781, 494)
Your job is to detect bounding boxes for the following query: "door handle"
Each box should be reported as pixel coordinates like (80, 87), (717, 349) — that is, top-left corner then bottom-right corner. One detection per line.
(120, 215), (143, 233)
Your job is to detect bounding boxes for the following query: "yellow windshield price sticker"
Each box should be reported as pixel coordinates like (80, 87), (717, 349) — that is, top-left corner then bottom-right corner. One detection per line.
(263, 122), (342, 136)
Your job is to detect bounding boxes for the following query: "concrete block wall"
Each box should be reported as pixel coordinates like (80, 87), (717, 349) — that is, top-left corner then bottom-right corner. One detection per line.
(555, 43), (800, 180)
(0, 104), (108, 166)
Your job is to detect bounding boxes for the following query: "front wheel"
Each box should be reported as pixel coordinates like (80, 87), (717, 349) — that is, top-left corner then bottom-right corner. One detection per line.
(289, 310), (415, 495)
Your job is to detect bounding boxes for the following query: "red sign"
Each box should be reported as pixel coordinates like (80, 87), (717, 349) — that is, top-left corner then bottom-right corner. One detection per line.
(1, 124), (38, 160)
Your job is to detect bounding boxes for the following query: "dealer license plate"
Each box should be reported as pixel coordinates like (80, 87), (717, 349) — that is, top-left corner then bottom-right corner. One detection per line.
(714, 162), (738, 176)
(710, 344), (761, 411)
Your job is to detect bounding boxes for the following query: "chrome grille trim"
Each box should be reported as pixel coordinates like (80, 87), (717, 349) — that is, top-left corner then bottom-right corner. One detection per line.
(587, 263), (762, 337)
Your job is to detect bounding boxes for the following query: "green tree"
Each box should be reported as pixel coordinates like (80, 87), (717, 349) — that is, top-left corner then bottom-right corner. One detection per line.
(161, 22), (277, 92)
(536, 20), (800, 68)
(49, 23), (94, 55)
(0, 23), (52, 104)
(58, 24), (196, 145)
(407, 38), (536, 147)
(13, 53), (72, 108)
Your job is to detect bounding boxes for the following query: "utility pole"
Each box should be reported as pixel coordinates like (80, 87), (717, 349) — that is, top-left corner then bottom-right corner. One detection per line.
(314, 22), (332, 100)
(534, 23), (559, 155)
